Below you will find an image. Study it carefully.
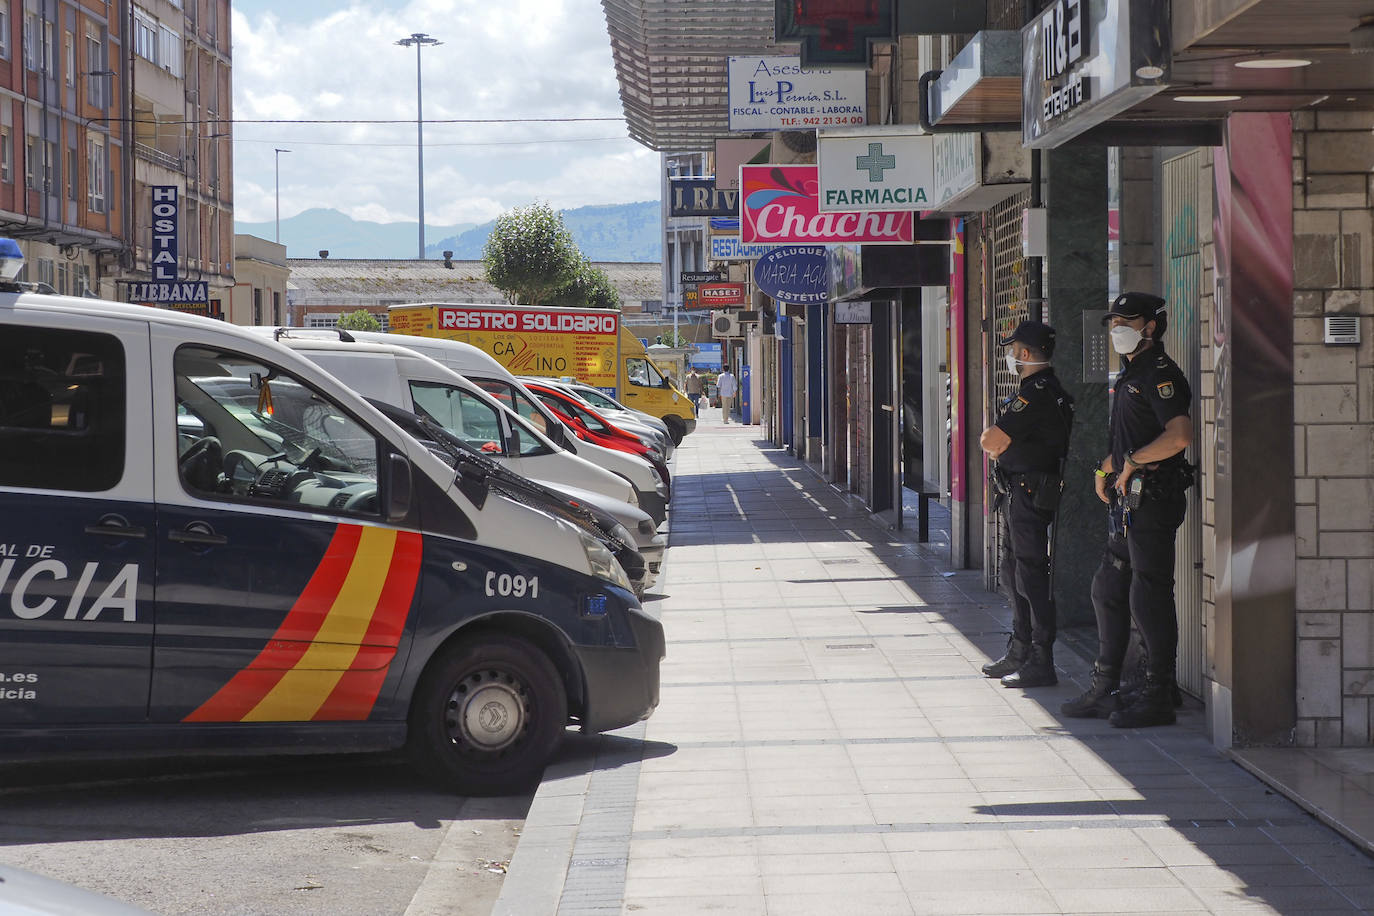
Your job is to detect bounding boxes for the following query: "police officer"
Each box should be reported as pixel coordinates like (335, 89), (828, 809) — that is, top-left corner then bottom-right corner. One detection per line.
(1062, 292), (1193, 727)
(979, 320), (1074, 689)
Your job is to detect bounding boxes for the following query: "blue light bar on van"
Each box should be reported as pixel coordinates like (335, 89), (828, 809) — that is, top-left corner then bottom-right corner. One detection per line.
(581, 594), (608, 619)
(0, 237), (24, 281)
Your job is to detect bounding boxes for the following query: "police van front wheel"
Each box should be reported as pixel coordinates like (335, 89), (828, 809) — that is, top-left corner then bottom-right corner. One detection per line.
(408, 635), (568, 796)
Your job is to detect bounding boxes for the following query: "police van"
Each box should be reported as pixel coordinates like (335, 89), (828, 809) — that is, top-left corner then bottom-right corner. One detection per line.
(279, 329), (672, 527)
(0, 242), (663, 794)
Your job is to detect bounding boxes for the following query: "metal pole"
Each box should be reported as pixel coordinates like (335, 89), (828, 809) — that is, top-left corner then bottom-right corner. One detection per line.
(415, 40), (425, 259)
(274, 148), (289, 243)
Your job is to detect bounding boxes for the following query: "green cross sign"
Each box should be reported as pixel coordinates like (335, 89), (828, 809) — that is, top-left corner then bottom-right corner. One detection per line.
(855, 143), (896, 182)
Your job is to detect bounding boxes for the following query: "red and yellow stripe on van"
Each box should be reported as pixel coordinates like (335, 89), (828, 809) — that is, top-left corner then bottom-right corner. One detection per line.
(185, 524), (423, 722)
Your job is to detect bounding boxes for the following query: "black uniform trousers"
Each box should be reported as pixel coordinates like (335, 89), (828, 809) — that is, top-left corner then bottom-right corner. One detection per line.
(999, 483), (1057, 648)
(1090, 489), (1187, 678)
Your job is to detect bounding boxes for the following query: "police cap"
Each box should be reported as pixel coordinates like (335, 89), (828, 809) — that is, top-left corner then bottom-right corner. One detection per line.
(1102, 291), (1166, 324)
(998, 320), (1056, 356)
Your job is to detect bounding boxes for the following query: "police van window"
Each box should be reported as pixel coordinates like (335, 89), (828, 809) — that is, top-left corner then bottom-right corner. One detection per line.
(626, 357), (668, 389)
(0, 327), (124, 492)
(506, 411), (554, 458)
(471, 378), (548, 435)
(409, 382), (506, 455)
(173, 347), (383, 516)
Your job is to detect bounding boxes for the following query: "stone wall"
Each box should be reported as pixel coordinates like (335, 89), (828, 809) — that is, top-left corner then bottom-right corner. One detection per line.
(1291, 110), (1374, 746)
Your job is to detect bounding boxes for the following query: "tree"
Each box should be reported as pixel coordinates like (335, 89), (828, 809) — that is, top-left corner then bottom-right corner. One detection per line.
(549, 256), (622, 310)
(482, 202), (581, 306)
(337, 309), (382, 331)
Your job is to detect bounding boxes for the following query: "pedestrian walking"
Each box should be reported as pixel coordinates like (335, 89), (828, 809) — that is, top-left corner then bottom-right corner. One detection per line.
(1062, 292), (1195, 727)
(716, 367), (738, 424)
(979, 320), (1074, 688)
(685, 368), (704, 417)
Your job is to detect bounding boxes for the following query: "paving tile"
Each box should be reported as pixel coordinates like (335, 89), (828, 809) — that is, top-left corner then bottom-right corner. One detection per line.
(618, 894), (767, 915)
(762, 892), (919, 916)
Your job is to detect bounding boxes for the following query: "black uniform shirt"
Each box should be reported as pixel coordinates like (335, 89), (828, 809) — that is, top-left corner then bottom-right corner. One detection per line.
(1109, 344), (1191, 470)
(995, 367), (1072, 474)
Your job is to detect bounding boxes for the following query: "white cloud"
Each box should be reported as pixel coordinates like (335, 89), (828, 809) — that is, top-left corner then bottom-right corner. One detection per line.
(231, 0), (660, 225)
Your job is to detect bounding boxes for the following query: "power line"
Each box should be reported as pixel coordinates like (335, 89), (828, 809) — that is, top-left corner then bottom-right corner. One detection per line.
(88, 116), (626, 126)
(231, 136), (629, 148)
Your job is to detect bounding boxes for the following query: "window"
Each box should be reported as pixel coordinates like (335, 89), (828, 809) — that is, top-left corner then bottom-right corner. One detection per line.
(305, 313), (340, 329)
(55, 260), (68, 295)
(172, 347), (383, 514)
(24, 134), (38, 190)
(35, 257), (53, 288)
(408, 382), (505, 454)
(625, 356), (669, 389)
(0, 326), (126, 491)
(41, 18), (51, 74)
(158, 25), (181, 77)
(472, 378), (550, 435)
(85, 30), (104, 107)
(75, 264), (91, 296)
(63, 30), (72, 85)
(133, 9), (156, 63)
(66, 147), (76, 201)
(0, 2), (10, 60)
(252, 288), (262, 325)
(22, 10), (34, 70)
(272, 292), (281, 325)
(0, 127), (10, 183)
(86, 135), (105, 212)
(42, 139), (55, 193)
(506, 412), (554, 458)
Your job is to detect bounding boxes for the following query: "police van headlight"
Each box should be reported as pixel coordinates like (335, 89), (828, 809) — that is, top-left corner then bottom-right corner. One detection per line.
(578, 529), (632, 592)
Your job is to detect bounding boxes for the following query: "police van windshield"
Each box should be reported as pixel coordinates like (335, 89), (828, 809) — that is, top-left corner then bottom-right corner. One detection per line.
(174, 347), (383, 515)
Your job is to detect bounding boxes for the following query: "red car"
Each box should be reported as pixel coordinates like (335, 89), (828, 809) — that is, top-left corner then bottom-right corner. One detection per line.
(524, 382), (672, 493)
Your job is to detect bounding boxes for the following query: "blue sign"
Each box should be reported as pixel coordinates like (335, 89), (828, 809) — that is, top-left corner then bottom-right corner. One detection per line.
(710, 236), (774, 260)
(126, 280), (209, 303)
(150, 185), (178, 281)
(689, 342), (721, 369)
(754, 245), (828, 305)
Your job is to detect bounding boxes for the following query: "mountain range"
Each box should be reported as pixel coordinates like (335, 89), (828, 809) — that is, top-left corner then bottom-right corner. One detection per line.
(235, 201), (662, 262)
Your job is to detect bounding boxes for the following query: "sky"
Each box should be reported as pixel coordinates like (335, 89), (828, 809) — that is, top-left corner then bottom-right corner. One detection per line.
(230, 0), (662, 225)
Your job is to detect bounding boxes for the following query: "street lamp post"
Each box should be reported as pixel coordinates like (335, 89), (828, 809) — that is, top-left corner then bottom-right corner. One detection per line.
(396, 32), (442, 260)
(274, 148), (290, 244)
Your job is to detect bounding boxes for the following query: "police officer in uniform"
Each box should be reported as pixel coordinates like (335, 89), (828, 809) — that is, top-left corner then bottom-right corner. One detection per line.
(1062, 292), (1194, 727)
(979, 320), (1074, 688)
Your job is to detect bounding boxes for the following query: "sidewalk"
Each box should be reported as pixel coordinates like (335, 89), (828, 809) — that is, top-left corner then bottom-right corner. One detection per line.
(495, 418), (1374, 916)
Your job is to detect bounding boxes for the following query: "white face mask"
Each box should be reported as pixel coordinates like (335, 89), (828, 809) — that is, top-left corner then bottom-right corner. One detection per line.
(1005, 351), (1049, 375)
(1110, 325), (1144, 355)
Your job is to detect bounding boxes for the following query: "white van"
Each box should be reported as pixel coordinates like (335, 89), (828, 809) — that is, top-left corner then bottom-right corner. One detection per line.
(268, 336), (666, 592)
(281, 329), (671, 527)
(0, 248), (662, 795)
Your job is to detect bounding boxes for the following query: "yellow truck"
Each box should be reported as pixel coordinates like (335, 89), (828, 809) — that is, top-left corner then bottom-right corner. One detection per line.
(388, 303), (696, 443)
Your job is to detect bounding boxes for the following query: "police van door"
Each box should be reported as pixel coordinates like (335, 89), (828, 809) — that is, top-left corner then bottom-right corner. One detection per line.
(149, 337), (423, 724)
(0, 319), (156, 724)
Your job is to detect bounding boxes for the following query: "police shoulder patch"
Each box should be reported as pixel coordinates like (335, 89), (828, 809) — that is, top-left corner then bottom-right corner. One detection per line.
(1011, 396), (1029, 412)
(1157, 381), (1175, 399)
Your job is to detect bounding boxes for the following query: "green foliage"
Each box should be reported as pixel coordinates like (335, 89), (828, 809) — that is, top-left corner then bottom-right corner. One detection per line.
(549, 256), (622, 310)
(482, 203), (581, 306)
(336, 309), (382, 331)
(655, 330), (689, 348)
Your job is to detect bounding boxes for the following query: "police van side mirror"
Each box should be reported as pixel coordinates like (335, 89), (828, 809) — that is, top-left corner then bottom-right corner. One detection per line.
(387, 453), (412, 522)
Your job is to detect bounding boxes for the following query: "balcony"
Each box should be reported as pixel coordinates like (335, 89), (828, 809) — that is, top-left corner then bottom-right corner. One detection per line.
(134, 141), (183, 171)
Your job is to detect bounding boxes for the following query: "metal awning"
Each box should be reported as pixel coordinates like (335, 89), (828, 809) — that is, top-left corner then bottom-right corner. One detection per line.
(602, 0), (796, 151)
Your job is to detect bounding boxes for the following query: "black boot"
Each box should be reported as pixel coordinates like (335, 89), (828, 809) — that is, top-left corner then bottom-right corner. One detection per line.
(982, 637), (1028, 678)
(1001, 643), (1057, 688)
(1109, 671), (1177, 728)
(1060, 665), (1120, 718)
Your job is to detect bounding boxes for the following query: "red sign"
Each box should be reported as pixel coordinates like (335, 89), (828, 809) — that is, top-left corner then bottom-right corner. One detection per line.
(694, 283), (746, 307)
(741, 164), (914, 245)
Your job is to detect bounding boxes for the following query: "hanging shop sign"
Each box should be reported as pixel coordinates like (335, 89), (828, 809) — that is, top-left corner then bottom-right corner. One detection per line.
(753, 245), (828, 305)
(741, 165), (914, 246)
(817, 128), (936, 213)
(681, 270), (725, 285)
(775, 0), (895, 67)
(714, 138), (772, 190)
(827, 242), (949, 301)
(727, 56), (867, 132)
(668, 178), (739, 217)
(834, 301), (872, 324)
(696, 283), (747, 307)
(1022, 0), (1170, 148)
(710, 235), (776, 261)
(127, 186), (209, 305)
